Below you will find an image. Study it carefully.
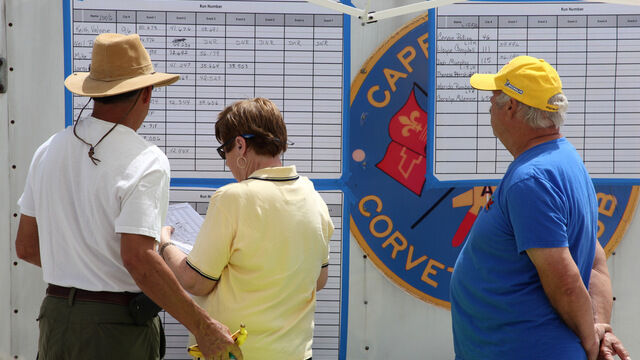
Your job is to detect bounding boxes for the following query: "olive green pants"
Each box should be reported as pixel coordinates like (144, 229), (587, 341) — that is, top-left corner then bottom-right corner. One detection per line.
(37, 295), (162, 360)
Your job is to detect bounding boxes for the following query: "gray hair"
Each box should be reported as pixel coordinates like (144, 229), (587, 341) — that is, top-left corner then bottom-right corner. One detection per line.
(494, 92), (568, 129)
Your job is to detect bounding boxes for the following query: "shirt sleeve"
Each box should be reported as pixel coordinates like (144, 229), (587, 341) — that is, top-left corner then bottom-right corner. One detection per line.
(321, 201), (334, 267)
(115, 167), (169, 241)
(187, 189), (236, 280)
(18, 167), (37, 217)
(506, 176), (568, 253)
(18, 138), (52, 217)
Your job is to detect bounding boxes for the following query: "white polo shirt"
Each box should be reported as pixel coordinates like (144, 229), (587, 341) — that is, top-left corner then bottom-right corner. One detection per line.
(18, 116), (170, 292)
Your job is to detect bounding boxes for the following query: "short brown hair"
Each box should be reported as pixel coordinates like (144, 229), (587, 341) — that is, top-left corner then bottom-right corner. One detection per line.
(92, 88), (142, 105)
(215, 98), (288, 157)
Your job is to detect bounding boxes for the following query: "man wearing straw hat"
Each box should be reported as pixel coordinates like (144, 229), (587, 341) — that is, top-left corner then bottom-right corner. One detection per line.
(450, 56), (629, 360)
(15, 33), (242, 360)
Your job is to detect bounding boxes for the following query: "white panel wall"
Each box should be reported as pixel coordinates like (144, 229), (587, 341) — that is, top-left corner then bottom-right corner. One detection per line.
(347, 4), (456, 358)
(609, 208), (640, 357)
(1, 0), (639, 359)
(345, 1), (640, 359)
(347, 242), (454, 359)
(0, 0), (10, 357)
(4, 0), (65, 359)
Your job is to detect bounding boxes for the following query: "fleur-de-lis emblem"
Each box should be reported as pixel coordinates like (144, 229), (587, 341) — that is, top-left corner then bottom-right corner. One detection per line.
(399, 110), (422, 137)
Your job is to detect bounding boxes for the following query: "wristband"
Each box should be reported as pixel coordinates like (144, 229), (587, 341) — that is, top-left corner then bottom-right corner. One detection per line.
(159, 242), (175, 259)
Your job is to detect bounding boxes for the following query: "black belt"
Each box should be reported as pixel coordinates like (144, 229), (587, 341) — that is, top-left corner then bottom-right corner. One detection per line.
(46, 284), (139, 306)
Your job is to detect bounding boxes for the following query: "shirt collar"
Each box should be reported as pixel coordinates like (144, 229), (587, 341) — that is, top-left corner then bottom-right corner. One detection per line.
(247, 165), (299, 181)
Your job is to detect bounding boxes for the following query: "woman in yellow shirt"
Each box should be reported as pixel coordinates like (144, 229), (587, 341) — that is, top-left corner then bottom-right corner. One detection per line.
(160, 98), (334, 360)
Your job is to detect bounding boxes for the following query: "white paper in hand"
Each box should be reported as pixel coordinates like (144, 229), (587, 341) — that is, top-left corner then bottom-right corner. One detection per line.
(165, 203), (204, 254)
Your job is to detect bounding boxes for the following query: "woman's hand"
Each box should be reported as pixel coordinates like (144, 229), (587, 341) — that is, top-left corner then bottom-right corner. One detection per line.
(160, 225), (174, 246)
(159, 226), (175, 259)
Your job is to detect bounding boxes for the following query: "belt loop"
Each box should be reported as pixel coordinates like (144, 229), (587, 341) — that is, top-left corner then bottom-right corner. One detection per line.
(68, 287), (77, 306)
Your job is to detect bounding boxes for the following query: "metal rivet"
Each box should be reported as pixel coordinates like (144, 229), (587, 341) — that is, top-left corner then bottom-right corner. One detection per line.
(365, 346), (370, 351)
(13, 309), (18, 314)
(9, 67), (13, 71)
(13, 213), (17, 217)
(13, 262), (18, 266)
(10, 120), (15, 124)
(363, 254), (367, 259)
(8, 23), (12, 27)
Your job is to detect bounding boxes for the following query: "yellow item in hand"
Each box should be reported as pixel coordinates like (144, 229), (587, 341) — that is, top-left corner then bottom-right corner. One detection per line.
(233, 323), (248, 346)
(187, 323), (248, 359)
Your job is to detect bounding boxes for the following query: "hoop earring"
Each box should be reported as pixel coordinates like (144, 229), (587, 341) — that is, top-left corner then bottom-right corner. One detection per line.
(236, 156), (247, 169)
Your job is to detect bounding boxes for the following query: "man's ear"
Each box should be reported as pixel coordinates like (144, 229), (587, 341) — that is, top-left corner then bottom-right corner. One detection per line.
(507, 98), (518, 113)
(141, 86), (153, 104)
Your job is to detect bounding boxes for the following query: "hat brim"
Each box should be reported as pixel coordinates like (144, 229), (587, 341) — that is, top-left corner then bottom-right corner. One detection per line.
(64, 71), (180, 97)
(469, 73), (500, 91)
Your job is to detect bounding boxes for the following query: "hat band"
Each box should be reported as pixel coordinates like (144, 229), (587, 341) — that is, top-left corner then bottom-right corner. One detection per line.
(89, 62), (154, 82)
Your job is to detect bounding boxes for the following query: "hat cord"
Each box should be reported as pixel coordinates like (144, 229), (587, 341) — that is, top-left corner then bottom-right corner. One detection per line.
(73, 90), (143, 165)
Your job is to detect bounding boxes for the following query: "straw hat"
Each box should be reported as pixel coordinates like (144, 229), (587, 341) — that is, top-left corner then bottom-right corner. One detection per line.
(64, 33), (179, 97)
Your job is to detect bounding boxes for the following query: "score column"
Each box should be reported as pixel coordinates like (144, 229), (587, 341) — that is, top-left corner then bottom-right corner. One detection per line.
(557, 16), (587, 159)
(435, 15), (479, 176)
(477, 16), (498, 174)
(225, 13), (256, 105)
(585, 15), (617, 174)
(255, 13), (285, 110)
(195, 13), (226, 172)
(137, 11), (168, 152)
(313, 14), (343, 175)
(166, 12), (197, 172)
(284, 14), (315, 172)
(616, 15), (640, 175)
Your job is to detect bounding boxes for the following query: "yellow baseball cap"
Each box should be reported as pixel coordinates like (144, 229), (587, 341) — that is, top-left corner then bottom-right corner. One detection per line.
(469, 56), (563, 112)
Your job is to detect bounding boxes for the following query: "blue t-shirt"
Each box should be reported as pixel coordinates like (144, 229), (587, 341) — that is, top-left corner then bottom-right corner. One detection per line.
(450, 138), (598, 360)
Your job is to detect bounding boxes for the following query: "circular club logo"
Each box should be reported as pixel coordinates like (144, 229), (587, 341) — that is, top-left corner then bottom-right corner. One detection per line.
(347, 14), (639, 308)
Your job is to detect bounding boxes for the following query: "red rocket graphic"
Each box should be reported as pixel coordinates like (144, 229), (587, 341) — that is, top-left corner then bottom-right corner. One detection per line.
(451, 186), (495, 247)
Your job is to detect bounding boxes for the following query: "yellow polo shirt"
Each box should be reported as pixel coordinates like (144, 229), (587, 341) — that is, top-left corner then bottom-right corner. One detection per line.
(187, 166), (333, 360)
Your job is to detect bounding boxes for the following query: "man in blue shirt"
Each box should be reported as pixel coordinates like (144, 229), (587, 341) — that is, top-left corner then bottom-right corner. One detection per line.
(450, 56), (629, 360)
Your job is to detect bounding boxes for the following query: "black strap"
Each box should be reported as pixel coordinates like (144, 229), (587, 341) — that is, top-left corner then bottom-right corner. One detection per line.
(73, 90), (143, 165)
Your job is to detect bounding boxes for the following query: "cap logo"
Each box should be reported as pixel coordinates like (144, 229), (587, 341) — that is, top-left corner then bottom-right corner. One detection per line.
(504, 80), (523, 95)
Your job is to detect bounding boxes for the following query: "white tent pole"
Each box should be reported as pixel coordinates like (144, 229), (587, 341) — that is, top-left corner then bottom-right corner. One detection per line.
(366, 0), (464, 23)
(306, 0), (366, 18)
(586, 0), (640, 5)
(306, 0), (640, 25)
